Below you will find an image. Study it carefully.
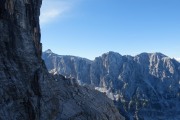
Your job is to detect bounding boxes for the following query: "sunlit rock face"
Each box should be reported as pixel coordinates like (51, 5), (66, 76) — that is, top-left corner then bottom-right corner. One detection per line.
(43, 50), (180, 120)
(0, 1), (124, 120)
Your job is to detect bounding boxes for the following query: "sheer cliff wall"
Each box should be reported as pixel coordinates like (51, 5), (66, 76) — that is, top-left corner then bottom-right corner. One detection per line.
(0, 0), (124, 120)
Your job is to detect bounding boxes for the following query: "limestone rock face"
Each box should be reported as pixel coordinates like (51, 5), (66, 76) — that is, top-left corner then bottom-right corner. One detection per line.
(0, 0), (42, 119)
(43, 50), (180, 120)
(0, 1), (124, 120)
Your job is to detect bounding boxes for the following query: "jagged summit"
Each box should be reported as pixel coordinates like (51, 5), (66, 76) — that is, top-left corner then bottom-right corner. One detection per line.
(136, 52), (167, 58)
(134, 52), (170, 64)
(104, 51), (122, 56)
(43, 50), (180, 120)
(44, 49), (53, 54)
(43, 49), (92, 62)
(101, 51), (122, 59)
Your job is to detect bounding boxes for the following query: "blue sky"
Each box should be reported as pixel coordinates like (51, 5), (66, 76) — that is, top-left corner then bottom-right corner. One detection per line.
(40, 0), (180, 60)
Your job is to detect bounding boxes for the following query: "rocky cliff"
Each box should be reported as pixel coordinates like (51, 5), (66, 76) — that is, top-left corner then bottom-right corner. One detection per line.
(43, 49), (180, 120)
(0, 0), (124, 120)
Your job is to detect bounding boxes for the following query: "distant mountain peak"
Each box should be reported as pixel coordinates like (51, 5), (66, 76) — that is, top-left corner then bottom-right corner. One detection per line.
(44, 49), (53, 54)
(150, 52), (167, 57)
(43, 50), (180, 120)
(136, 52), (168, 59)
(107, 51), (121, 55)
(102, 51), (122, 57)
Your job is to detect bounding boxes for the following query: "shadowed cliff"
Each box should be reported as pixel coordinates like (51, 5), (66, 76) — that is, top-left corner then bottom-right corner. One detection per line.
(0, 0), (124, 120)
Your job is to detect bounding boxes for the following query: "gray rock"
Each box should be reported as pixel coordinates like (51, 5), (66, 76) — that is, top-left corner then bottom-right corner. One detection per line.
(0, 1), (124, 120)
(43, 50), (180, 120)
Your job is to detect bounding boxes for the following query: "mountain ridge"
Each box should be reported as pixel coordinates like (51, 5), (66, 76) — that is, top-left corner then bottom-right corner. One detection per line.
(43, 49), (180, 120)
(44, 49), (177, 61)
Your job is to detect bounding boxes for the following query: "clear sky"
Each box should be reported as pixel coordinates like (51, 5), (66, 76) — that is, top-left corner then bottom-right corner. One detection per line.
(40, 0), (180, 60)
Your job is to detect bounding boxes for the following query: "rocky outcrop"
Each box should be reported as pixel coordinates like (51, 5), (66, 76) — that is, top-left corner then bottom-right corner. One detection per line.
(0, 0), (42, 119)
(0, 1), (124, 120)
(43, 50), (180, 120)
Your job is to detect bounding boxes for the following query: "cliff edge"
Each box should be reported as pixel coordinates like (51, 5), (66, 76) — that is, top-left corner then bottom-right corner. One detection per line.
(0, 0), (124, 120)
